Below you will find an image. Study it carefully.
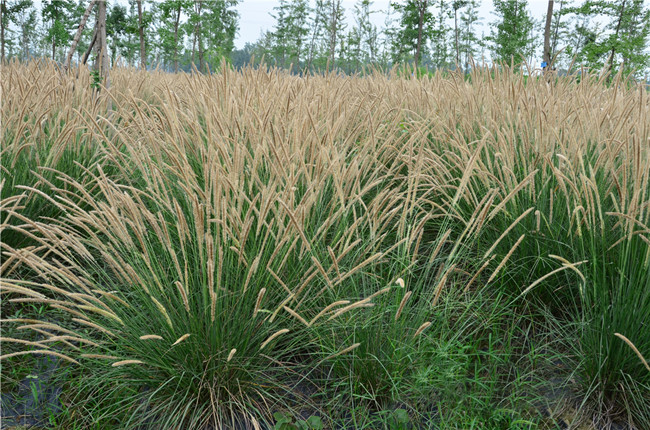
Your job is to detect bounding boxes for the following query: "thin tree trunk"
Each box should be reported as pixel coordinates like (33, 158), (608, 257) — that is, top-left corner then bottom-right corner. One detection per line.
(22, 20), (28, 60)
(551, 0), (564, 60)
(606, 0), (626, 74)
(137, 0), (145, 69)
(0, 0), (6, 62)
(64, 0), (96, 72)
(328, 0), (340, 67)
(454, 6), (459, 66)
(94, 0), (110, 97)
(543, 0), (554, 68)
(82, 27), (97, 64)
(307, 4), (322, 71)
(193, 0), (203, 71)
(197, 1), (203, 72)
(173, 2), (181, 72)
(52, 17), (56, 60)
(191, 30), (196, 65)
(415, 0), (427, 69)
(127, 1), (134, 65)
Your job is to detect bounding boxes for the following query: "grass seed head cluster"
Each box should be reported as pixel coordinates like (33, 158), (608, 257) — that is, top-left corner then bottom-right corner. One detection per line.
(1, 60), (649, 428)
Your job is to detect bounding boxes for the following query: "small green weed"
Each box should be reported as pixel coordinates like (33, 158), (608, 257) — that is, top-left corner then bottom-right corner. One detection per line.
(90, 69), (101, 90)
(273, 412), (323, 430)
(376, 408), (410, 430)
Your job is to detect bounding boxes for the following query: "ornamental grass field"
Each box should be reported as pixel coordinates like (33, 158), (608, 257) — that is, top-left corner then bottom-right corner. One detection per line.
(1, 61), (649, 429)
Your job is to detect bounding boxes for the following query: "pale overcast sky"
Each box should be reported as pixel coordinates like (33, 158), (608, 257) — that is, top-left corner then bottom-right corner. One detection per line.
(234, 0), (556, 48)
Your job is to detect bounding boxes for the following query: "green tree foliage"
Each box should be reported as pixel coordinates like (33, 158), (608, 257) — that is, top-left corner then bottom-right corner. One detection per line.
(452, 1), (468, 66)
(107, 4), (128, 65)
(120, 0), (142, 66)
(565, 0), (650, 77)
(324, 0), (345, 68)
(544, 0), (574, 69)
(200, 0), (239, 68)
(458, 0), (482, 71)
(157, 0), (191, 72)
(390, 0), (434, 67)
(430, 0), (451, 69)
(1, 0), (649, 78)
(488, 0), (535, 65)
(305, 0), (327, 69)
(0, 0), (33, 60)
(41, 0), (73, 60)
(270, 0), (310, 68)
(184, 0), (204, 69)
(350, 0), (378, 67)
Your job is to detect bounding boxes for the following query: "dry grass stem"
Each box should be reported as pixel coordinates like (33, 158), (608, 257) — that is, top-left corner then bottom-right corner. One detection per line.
(326, 342), (361, 360)
(112, 359), (144, 367)
(414, 322), (432, 338)
(521, 260), (588, 296)
(172, 334), (191, 346)
(486, 234), (526, 285)
(140, 335), (164, 340)
(283, 306), (309, 327)
(260, 329), (290, 350)
(0, 349), (79, 364)
(614, 333), (650, 372)
(227, 348), (237, 362)
(395, 291), (412, 321)
(253, 288), (266, 318)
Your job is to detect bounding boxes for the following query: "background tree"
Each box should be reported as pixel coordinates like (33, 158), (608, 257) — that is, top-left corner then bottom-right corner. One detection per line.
(600, 0), (650, 76)
(251, 29), (274, 66)
(489, 0), (535, 65)
(325, 0), (345, 68)
(564, 0), (650, 77)
(1, 0), (6, 60)
(71, 0), (97, 64)
(4, 0), (648, 78)
(287, 0), (310, 67)
(391, 0), (434, 68)
(121, 0), (140, 66)
(41, 0), (73, 60)
(547, 0), (572, 69)
(305, 0), (327, 70)
(63, 0), (94, 70)
(352, 0), (378, 66)
(200, 0), (239, 69)
(269, 0), (291, 67)
(1, 0), (33, 61)
(615, 0), (650, 76)
(106, 3), (128, 65)
(230, 40), (253, 68)
(158, 0), (191, 72)
(80, 0), (110, 97)
(136, 0), (145, 68)
(452, 1), (468, 67)
(16, 0), (36, 60)
(430, 0), (450, 69)
(543, 0), (554, 67)
(459, 0), (481, 71)
(184, 0), (202, 68)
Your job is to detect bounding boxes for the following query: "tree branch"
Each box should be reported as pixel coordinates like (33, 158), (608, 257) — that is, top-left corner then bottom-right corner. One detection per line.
(64, 0), (96, 72)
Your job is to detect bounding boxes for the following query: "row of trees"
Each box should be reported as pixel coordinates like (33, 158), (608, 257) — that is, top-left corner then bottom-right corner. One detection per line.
(0, 0), (239, 72)
(1, 0), (649, 77)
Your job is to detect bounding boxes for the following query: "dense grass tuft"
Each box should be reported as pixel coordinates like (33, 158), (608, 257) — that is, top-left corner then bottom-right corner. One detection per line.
(1, 61), (648, 429)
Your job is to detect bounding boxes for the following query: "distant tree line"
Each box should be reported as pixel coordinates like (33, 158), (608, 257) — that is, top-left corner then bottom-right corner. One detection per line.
(0, 0), (648, 78)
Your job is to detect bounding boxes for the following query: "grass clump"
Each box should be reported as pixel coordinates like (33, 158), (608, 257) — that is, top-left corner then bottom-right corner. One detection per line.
(1, 60), (649, 428)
